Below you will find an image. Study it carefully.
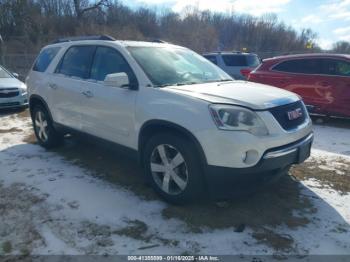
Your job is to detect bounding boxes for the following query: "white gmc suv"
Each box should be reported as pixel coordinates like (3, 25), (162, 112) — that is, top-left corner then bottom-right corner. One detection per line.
(26, 36), (313, 203)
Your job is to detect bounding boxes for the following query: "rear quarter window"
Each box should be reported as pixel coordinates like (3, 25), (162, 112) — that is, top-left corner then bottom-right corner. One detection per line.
(33, 47), (61, 72)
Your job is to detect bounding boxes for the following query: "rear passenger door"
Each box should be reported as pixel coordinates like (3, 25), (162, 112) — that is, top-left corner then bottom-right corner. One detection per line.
(320, 59), (350, 116)
(50, 45), (96, 130)
(271, 58), (326, 109)
(79, 46), (139, 147)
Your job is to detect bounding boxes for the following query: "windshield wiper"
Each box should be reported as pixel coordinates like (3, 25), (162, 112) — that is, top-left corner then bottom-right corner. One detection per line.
(153, 84), (173, 88)
(203, 79), (233, 84)
(216, 79), (234, 82)
(154, 79), (234, 87)
(174, 82), (198, 86)
(154, 82), (198, 88)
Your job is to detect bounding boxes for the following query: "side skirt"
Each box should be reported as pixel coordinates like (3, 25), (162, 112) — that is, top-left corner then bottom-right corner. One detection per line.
(53, 122), (140, 163)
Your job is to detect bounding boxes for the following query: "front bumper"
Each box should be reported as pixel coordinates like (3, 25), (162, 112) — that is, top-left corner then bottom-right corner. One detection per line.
(0, 95), (28, 109)
(205, 133), (313, 199)
(196, 110), (313, 168)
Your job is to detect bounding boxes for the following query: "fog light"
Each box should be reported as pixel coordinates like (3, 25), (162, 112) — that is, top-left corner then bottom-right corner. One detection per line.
(242, 150), (259, 165)
(241, 152), (248, 162)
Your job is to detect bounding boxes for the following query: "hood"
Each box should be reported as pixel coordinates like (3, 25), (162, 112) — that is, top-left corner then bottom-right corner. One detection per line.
(0, 77), (26, 90)
(163, 81), (299, 110)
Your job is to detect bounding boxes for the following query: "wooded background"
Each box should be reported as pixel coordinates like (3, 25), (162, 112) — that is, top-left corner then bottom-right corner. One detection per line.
(1, 0), (350, 76)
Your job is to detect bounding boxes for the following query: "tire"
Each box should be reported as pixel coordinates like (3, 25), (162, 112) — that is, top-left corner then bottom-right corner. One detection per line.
(32, 105), (63, 148)
(143, 133), (204, 204)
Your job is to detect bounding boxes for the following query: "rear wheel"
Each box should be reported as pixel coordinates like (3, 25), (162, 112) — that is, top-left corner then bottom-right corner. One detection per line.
(143, 133), (204, 204)
(32, 105), (63, 148)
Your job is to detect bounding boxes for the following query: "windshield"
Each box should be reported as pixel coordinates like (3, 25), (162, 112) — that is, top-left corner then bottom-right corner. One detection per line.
(128, 46), (232, 87)
(0, 66), (13, 78)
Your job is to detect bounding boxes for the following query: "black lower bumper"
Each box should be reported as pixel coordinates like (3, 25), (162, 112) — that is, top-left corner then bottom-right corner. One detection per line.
(204, 133), (313, 199)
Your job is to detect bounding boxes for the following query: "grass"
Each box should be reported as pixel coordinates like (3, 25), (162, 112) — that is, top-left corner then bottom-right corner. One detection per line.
(2, 241), (12, 254)
(0, 127), (23, 133)
(292, 158), (350, 194)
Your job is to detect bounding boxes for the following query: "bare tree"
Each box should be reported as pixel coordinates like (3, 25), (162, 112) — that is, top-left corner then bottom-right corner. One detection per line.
(0, 0), (321, 56)
(73, 0), (110, 20)
(332, 41), (350, 54)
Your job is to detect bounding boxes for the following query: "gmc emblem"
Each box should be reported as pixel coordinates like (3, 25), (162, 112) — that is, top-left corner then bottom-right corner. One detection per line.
(287, 108), (303, 120)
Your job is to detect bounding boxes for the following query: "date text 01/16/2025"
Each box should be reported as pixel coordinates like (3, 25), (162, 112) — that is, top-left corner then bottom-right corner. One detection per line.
(127, 255), (220, 261)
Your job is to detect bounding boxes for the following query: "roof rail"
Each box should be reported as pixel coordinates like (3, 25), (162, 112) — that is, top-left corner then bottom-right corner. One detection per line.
(52, 35), (116, 44)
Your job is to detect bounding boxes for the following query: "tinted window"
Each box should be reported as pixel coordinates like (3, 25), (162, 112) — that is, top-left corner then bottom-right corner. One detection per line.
(33, 47), (61, 72)
(90, 46), (137, 87)
(222, 54), (260, 67)
(273, 59), (322, 74)
(203, 55), (218, 65)
(222, 55), (246, 66)
(246, 55), (260, 67)
(57, 46), (96, 79)
(336, 60), (350, 76)
(322, 59), (350, 76)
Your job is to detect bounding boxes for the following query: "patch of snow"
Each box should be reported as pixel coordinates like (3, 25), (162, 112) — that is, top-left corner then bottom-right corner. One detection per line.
(0, 112), (349, 256)
(312, 124), (350, 158)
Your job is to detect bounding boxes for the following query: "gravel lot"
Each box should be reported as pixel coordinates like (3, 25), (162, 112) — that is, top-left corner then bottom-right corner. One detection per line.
(0, 109), (349, 257)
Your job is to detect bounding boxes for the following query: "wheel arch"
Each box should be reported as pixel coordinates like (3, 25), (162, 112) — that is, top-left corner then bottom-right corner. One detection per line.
(29, 95), (53, 121)
(138, 120), (207, 167)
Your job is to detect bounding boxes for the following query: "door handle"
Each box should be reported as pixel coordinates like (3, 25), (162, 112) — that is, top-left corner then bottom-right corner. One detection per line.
(49, 83), (58, 90)
(82, 90), (93, 98)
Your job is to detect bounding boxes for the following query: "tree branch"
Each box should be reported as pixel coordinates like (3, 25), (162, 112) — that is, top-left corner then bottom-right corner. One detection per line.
(74, 0), (110, 19)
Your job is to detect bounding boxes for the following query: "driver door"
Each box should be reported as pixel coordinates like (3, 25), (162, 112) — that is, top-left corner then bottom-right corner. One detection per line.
(79, 46), (139, 148)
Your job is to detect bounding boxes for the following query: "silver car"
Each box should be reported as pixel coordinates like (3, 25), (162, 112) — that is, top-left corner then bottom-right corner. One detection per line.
(203, 52), (261, 80)
(0, 65), (28, 109)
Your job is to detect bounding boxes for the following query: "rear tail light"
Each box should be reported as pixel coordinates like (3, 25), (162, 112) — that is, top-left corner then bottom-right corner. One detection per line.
(240, 68), (252, 78)
(246, 71), (257, 81)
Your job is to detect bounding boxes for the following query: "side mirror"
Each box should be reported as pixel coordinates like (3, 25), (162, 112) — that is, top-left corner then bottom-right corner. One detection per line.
(12, 72), (19, 78)
(104, 72), (130, 88)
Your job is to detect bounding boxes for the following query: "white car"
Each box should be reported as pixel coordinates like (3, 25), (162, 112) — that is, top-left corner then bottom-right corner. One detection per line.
(26, 36), (313, 203)
(0, 65), (28, 109)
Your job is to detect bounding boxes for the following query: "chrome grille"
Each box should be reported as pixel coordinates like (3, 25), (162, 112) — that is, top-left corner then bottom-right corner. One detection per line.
(269, 101), (307, 131)
(0, 88), (19, 98)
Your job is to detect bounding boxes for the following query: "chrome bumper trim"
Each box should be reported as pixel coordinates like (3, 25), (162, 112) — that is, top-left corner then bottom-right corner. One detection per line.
(263, 133), (314, 159)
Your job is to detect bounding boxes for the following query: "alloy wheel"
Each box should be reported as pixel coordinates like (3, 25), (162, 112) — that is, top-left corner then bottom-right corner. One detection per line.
(34, 110), (48, 142)
(150, 144), (189, 195)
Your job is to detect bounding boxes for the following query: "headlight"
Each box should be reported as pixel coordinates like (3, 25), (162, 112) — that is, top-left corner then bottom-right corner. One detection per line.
(20, 84), (27, 95)
(209, 104), (269, 136)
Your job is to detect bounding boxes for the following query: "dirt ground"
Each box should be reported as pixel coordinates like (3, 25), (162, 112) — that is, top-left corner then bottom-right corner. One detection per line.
(0, 109), (349, 257)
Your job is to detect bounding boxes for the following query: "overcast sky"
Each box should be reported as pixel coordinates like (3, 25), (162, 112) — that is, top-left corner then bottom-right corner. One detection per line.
(120, 0), (350, 49)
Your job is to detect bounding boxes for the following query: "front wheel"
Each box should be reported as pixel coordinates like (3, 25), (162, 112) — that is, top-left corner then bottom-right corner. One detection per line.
(143, 133), (204, 204)
(32, 105), (63, 148)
